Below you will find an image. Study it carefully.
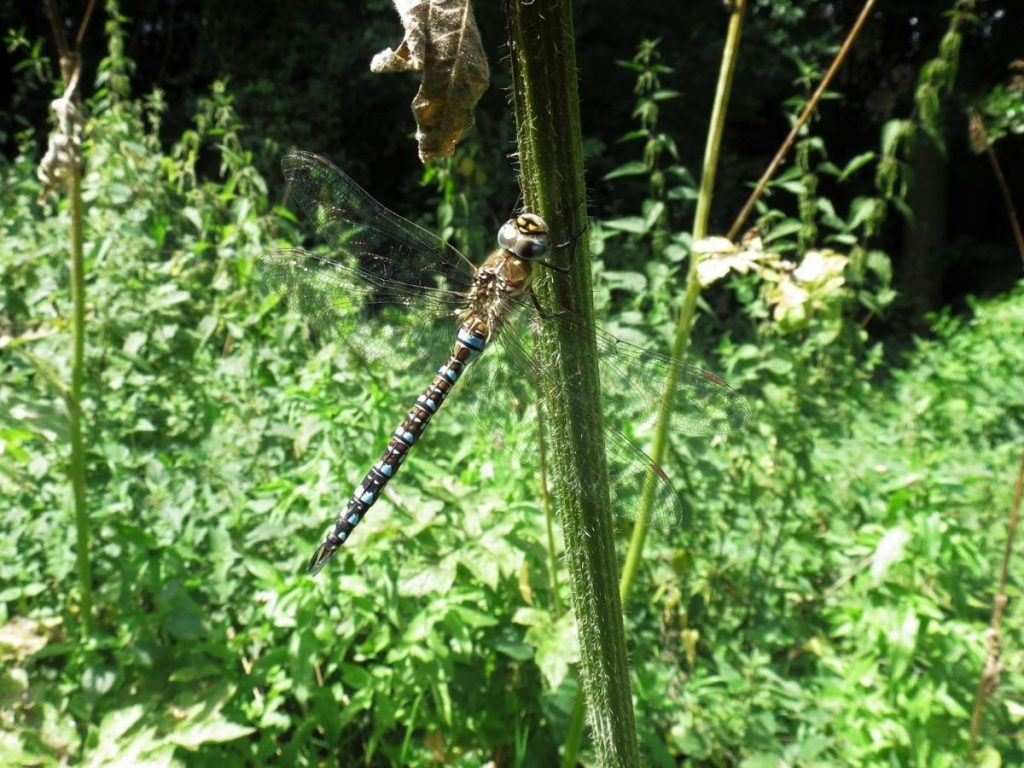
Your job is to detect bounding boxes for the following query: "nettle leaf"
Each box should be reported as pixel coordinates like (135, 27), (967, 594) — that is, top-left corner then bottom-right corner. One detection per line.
(603, 216), (648, 235)
(603, 160), (650, 180)
(602, 270), (648, 295)
(398, 553), (457, 596)
(871, 527), (910, 581)
(371, 0), (489, 162)
(838, 151), (877, 180)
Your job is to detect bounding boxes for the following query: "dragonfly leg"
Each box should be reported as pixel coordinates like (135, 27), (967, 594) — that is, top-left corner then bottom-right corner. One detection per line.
(537, 257), (571, 274)
(528, 287), (567, 319)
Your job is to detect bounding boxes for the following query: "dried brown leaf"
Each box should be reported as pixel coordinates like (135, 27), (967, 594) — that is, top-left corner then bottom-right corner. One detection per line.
(371, 0), (490, 162)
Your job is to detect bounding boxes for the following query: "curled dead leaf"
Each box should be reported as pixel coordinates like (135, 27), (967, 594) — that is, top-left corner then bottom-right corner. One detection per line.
(371, 0), (490, 162)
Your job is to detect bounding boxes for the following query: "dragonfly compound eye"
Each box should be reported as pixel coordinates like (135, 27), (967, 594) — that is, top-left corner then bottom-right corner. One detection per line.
(513, 233), (551, 260)
(497, 221), (520, 251)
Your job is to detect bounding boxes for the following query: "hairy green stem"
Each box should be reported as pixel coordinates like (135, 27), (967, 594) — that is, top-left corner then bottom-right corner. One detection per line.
(51, 52), (93, 638)
(506, 1), (640, 765)
(563, 5), (748, 763)
(68, 161), (92, 638)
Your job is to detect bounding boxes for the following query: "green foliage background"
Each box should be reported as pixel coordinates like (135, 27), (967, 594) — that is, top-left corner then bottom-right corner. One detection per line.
(1, 1), (1023, 766)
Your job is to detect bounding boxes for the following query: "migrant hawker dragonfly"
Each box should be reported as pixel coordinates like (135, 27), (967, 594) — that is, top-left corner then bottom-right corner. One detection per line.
(262, 151), (749, 574)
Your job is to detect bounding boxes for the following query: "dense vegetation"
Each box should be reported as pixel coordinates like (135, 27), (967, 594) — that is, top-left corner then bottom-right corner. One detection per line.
(1, 1), (1022, 766)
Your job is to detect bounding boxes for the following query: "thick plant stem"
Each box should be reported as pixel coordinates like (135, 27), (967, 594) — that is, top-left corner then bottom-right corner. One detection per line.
(506, 1), (640, 766)
(565, 5), (747, 763)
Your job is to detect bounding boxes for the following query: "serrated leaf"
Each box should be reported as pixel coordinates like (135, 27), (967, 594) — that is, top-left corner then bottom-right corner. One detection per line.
(166, 720), (256, 749)
(839, 151), (877, 180)
(399, 555), (456, 596)
(603, 216), (647, 235)
(602, 161), (649, 180)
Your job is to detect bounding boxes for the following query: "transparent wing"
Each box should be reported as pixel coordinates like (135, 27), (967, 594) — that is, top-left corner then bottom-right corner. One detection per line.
(590, 323), (750, 438)
(263, 150), (479, 370)
(281, 150), (476, 296)
(260, 247), (463, 371)
(265, 149), (750, 533)
(464, 308), (749, 530)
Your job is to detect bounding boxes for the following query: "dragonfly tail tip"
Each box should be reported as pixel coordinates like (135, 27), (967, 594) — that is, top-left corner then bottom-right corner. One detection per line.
(306, 543), (335, 576)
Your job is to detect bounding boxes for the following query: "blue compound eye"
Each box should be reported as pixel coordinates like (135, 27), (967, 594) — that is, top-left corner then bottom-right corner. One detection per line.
(497, 214), (551, 260)
(514, 234), (551, 260)
(497, 221), (519, 250)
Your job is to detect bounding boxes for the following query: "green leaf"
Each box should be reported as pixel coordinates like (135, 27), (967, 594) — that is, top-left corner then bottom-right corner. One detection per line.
(603, 216), (648, 235)
(166, 719), (256, 749)
(123, 331), (147, 356)
(643, 200), (665, 231)
(847, 197), (880, 231)
(763, 219), (802, 242)
(838, 151), (877, 180)
(602, 270), (648, 294)
(399, 556), (456, 596)
(602, 161), (649, 180)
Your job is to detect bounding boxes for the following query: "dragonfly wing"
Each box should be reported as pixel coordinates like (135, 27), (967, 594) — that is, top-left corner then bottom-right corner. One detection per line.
(260, 247), (461, 372)
(590, 323), (750, 438)
(281, 151), (476, 295)
(476, 309), (748, 529)
(603, 426), (686, 529)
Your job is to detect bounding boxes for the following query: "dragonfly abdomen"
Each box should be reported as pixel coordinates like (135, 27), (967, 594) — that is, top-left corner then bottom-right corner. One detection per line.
(306, 319), (489, 574)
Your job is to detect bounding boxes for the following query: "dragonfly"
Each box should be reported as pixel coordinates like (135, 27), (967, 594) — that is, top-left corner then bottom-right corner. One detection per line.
(262, 150), (750, 575)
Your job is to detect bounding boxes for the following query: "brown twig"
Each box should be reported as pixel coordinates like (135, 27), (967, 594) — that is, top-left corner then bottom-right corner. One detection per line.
(968, 447), (1024, 752)
(969, 109), (1024, 267)
(726, 0), (879, 242)
(76, 0), (98, 49)
(44, 0), (71, 59)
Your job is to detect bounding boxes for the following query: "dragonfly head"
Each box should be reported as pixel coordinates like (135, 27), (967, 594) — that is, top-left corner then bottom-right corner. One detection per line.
(497, 213), (551, 261)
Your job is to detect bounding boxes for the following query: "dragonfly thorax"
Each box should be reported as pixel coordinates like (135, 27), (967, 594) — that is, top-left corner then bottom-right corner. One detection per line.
(462, 247), (534, 334)
(497, 213), (551, 261)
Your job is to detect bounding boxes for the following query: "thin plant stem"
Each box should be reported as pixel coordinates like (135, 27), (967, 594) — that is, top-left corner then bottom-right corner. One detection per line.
(45, 0), (94, 637)
(75, 0), (98, 48)
(968, 447), (1024, 752)
(726, 0), (879, 242)
(968, 109), (1024, 266)
(560, 700), (588, 768)
(984, 146), (1024, 266)
(534, 367), (563, 617)
(619, 0), (747, 602)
